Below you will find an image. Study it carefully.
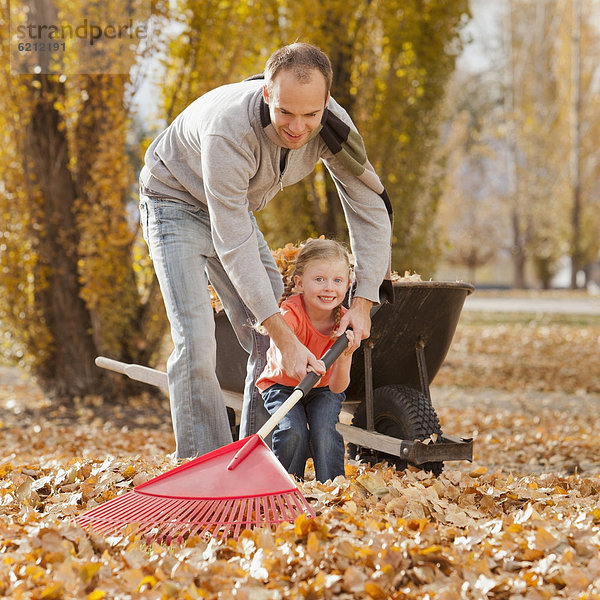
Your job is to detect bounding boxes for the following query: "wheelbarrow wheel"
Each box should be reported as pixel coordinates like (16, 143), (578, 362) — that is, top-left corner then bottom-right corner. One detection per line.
(349, 384), (444, 476)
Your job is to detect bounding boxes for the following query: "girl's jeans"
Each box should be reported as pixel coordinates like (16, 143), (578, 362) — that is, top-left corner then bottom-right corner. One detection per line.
(139, 194), (283, 459)
(262, 384), (346, 483)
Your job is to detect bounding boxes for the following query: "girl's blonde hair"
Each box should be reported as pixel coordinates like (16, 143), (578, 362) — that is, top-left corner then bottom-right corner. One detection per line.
(280, 238), (353, 335)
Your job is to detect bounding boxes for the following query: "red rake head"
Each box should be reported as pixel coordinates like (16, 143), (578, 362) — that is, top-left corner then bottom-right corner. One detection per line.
(75, 435), (315, 543)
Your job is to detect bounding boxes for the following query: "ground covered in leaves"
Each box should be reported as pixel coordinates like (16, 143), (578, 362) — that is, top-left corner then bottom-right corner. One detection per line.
(2, 294), (600, 599)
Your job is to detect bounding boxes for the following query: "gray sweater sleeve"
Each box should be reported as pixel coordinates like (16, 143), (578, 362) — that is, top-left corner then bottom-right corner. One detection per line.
(200, 133), (281, 324)
(320, 101), (392, 304)
(323, 157), (392, 303)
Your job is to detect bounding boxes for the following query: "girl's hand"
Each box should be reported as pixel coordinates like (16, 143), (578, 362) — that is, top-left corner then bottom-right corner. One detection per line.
(306, 360), (326, 383)
(343, 330), (356, 356)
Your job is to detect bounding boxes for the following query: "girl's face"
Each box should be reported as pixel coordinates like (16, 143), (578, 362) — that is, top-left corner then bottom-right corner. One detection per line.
(294, 258), (350, 319)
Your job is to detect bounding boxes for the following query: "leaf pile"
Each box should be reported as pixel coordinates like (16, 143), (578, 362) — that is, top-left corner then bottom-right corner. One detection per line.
(435, 310), (600, 393)
(2, 299), (600, 598)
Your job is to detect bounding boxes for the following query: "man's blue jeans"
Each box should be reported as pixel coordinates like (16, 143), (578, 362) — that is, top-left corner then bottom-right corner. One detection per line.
(139, 194), (283, 458)
(262, 384), (346, 483)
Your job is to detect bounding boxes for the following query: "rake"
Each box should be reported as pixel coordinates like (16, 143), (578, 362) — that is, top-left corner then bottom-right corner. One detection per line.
(75, 333), (350, 543)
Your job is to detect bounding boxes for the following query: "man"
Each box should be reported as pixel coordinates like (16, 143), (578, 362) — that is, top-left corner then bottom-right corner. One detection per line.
(139, 43), (392, 459)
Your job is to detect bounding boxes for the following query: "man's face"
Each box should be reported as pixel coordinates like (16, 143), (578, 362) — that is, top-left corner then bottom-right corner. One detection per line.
(263, 69), (329, 149)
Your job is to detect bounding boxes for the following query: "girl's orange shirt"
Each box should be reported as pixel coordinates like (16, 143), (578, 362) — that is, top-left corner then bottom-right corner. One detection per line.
(255, 294), (347, 392)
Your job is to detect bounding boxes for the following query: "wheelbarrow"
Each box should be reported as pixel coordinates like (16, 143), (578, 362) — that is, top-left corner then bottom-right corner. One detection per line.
(97, 280), (474, 475)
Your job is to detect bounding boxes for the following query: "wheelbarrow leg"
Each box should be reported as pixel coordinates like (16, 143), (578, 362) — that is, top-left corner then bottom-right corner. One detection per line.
(415, 339), (431, 403)
(364, 340), (375, 432)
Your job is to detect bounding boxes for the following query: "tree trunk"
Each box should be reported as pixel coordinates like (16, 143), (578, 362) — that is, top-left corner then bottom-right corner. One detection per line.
(25, 78), (100, 399)
(510, 209), (527, 289)
(569, 0), (583, 290)
(323, 26), (356, 239)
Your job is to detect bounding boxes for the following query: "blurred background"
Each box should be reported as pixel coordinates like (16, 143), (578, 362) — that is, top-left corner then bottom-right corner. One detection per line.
(1, 0), (598, 400)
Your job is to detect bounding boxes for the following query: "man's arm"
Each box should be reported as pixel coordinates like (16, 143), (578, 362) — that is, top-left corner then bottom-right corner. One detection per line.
(320, 98), (392, 309)
(262, 312), (327, 381)
(336, 296), (373, 352)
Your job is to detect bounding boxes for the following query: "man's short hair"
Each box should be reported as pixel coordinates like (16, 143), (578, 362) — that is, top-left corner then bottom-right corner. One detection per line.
(265, 43), (333, 95)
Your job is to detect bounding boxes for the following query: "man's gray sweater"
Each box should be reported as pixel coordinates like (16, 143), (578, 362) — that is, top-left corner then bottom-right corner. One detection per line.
(140, 79), (391, 324)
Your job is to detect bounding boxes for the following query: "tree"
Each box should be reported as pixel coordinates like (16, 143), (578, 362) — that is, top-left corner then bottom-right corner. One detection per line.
(436, 71), (508, 283)
(565, 0), (600, 288)
(503, 0), (600, 289)
(0, 0), (168, 400)
(439, 0), (600, 289)
(1, 0), (471, 400)
(161, 0), (471, 275)
(504, 0), (572, 288)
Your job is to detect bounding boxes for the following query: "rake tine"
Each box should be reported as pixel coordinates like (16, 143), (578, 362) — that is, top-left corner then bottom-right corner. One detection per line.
(232, 498), (248, 539)
(155, 498), (204, 543)
(190, 499), (227, 538)
(255, 497), (265, 527)
(128, 496), (172, 526)
(213, 498), (236, 536)
(196, 499), (231, 538)
(96, 494), (163, 532)
(166, 500), (208, 544)
(185, 499), (222, 539)
(218, 500), (240, 541)
(246, 496), (255, 526)
(267, 495), (279, 525)
(284, 492), (302, 518)
(136, 497), (183, 536)
(152, 499), (198, 544)
(78, 492), (136, 528)
(275, 493), (291, 523)
(290, 490), (315, 518)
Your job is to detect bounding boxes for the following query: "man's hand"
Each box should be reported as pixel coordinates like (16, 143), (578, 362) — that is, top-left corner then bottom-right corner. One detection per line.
(336, 296), (373, 352)
(262, 312), (327, 382)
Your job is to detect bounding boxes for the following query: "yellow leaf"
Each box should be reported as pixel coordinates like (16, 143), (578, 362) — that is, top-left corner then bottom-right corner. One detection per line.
(138, 575), (158, 591)
(25, 564), (45, 580)
(294, 513), (323, 537)
(80, 562), (102, 584)
(294, 513), (310, 536)
(364, 581), (387, 599)
(306, 531), (320, 557)
(87, 591), (106, 600)
(534, 527), (559, 551)
(40, 584), (64, 600)
(356, 473), (388, 497)
(469, 466), (487, 477)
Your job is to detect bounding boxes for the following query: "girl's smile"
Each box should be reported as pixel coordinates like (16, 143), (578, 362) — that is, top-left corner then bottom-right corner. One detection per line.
(294, 258), (350, 326)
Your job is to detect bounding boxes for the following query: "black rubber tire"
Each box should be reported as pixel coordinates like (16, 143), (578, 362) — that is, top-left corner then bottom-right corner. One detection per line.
(349, 384), (444, 476)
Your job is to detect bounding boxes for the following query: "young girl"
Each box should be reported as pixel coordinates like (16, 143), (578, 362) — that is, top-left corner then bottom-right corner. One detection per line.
(256, 238), (356, 483)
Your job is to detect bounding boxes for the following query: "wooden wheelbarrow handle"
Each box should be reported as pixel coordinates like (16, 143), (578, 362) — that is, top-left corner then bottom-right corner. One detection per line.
(95, 356), (168, 390)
